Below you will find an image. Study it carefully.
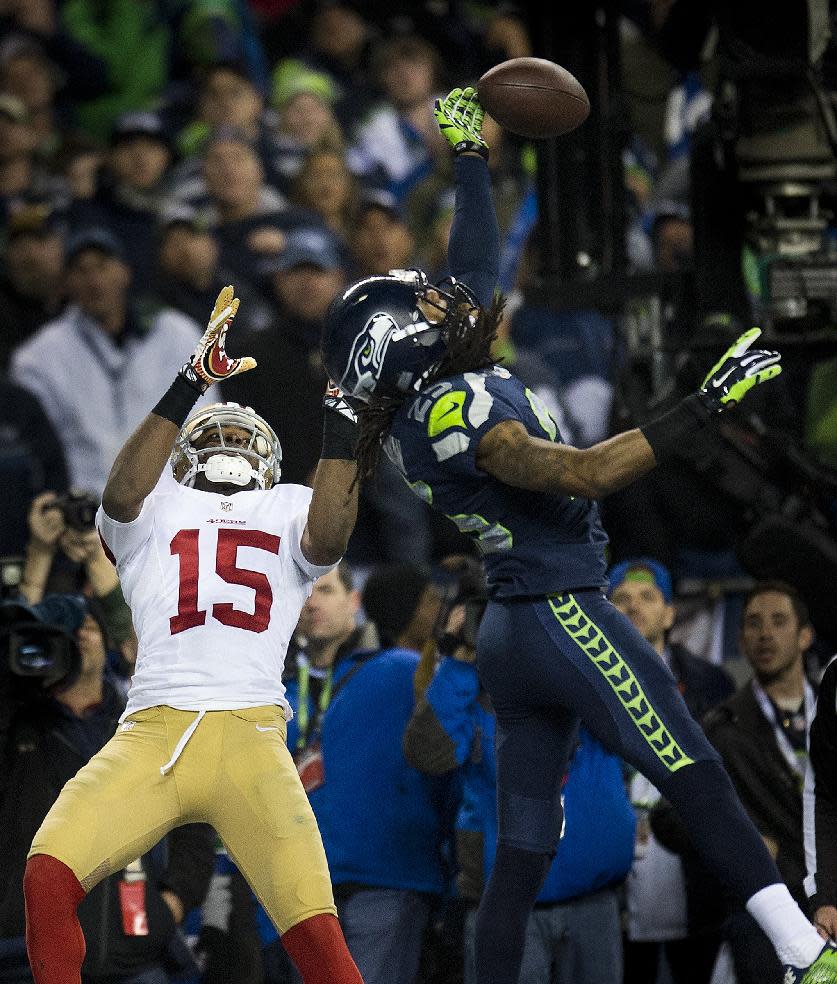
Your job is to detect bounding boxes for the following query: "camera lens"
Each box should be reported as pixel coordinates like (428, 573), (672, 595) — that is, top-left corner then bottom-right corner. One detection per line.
(17, 642), (52, 672)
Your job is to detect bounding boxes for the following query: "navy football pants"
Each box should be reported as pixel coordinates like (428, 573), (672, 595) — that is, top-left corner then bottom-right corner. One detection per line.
(476, 589), (780, 900)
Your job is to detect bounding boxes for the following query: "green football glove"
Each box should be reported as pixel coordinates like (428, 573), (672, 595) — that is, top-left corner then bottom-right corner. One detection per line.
(698, 327), (782, 411)
(434, 86), (488, 159)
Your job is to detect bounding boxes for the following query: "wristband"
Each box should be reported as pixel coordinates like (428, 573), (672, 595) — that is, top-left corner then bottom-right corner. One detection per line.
(152, 371), (203, 427)
(454, 140), (488, 160)
(640, 393), (714, 462)
(321, 407), (357, 460)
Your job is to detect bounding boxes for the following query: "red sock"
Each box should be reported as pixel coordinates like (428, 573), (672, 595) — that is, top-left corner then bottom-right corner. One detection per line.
(24, 855), (86, 984)
(281, 912), (364, 984)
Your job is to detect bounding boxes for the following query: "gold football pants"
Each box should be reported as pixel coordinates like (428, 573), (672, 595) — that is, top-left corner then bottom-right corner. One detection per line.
(29, 705), (336, 933)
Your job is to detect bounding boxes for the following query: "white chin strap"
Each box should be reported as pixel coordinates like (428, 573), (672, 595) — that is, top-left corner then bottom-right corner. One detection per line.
(201, 454), (256, 487)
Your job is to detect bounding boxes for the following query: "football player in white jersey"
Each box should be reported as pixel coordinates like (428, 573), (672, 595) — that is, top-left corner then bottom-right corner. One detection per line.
(23, 286), (364, 984)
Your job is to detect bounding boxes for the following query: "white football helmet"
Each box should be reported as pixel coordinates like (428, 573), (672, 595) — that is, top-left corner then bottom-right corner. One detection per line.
(171, 402), (281, 490)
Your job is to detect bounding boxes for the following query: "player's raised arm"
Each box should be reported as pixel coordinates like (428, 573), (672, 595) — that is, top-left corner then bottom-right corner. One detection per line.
(476, 328), (783, 499)
(300, 382), (359, 567)
(102, 286), (255, 522)
(434, 87), (499, 308)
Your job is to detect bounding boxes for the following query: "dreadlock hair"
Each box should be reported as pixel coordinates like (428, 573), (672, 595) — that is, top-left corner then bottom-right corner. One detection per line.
(354, 293), (505, 485)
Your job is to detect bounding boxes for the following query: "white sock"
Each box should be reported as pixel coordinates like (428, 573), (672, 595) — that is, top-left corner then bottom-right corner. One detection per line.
(746, 883), (823, 967)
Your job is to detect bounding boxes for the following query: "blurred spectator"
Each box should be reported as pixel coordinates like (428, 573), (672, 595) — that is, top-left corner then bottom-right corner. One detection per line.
(404, 558), (636, 984)
(0, 33), (63, 160)
(0, 593), (216, 983)
(476, 8), (533, 74)
(289, 147), (358, 245)
(346, 34), (446, 204)
(260, 562), (371, 983)
(275, 2), (378, 136)
(17, 490), (137, 673)
(0, 92), (66, 223)
(172, 59), (297, 196)
(178, 60), (267, 156)
(608, 557), (734, 984)
(51, 0), (172, 143)
(195, 851), (265, 984)
(803, 653), (837, 942)
(268, 68), (346, 195)
(56, 0), (266, 144)
(277, 562), (447, 984)
(701, 580), (817, 984)
(67, 109), (174, 293)
(190, 126), (321, 282)
(0, 3), (109, 123)
(633, 69), (712, 276)
(51, 130), (104, 201)
(148, 203), (273, 334)
(9, 226), (206, 494)
(505, 300), (616, 449)
(291, 563), (368, 677)
(0, 201), (65, 370)
(488, 301), (576, 447)
(349, 188), (415, 278)
(222, 226), (347, 485)
(0, 376), (68, 559)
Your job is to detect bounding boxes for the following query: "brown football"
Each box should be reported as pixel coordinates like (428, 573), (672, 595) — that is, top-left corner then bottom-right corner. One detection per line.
(477, 57), (590, 139)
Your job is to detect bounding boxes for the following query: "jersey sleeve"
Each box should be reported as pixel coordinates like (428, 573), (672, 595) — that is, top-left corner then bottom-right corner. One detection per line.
(96, 468), (175, 566)
(421, 371), (530, 479)
(286, 509), (340, 581)
(271, 484), (340, 581)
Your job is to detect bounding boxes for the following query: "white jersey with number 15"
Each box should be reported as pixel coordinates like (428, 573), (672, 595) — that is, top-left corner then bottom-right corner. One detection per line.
(97, 468), (336, 721)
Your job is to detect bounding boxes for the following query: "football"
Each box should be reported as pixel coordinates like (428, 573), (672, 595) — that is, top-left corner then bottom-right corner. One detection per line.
(477, 57), (590, 140)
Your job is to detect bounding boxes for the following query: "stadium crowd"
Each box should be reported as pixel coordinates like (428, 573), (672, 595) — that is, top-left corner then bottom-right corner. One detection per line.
(2, 2), (837, 984)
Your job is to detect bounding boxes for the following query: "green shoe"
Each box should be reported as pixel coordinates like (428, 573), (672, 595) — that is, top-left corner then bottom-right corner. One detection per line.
(786, 944), (837, 984)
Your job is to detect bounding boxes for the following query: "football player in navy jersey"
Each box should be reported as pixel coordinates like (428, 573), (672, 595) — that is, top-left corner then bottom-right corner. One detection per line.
(321, 86), (837, 984)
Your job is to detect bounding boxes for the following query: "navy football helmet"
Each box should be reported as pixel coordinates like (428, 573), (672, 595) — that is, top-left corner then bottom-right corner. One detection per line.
(321, 269), (478, 403)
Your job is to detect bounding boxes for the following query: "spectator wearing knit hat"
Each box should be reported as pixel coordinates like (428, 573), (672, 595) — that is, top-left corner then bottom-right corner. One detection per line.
(608, 557), (735, 984)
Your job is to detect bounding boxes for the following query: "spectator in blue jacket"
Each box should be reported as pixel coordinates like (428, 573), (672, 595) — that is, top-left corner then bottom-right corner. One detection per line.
(404, 558), (636, 984)
(265, 562), (446, 984)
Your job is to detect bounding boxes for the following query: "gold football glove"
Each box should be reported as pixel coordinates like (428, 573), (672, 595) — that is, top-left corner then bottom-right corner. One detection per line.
(180, 285), (256, 392)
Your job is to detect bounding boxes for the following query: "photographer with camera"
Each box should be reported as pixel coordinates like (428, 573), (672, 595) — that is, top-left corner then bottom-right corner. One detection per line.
(18, 491), (137, 676)
(0, 593), (215, 984)
(403, 558), (637, 984)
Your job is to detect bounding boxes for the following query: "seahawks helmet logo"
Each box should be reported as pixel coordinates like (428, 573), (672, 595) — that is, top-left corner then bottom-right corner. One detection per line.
(344, 311), (398, 400)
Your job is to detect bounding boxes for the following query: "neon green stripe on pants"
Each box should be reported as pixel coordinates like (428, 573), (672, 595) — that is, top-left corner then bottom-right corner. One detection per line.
(549, 594), (694, 773)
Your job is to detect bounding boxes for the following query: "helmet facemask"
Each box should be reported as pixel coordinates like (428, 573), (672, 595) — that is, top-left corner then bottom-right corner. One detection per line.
(171, 403), (282, 490)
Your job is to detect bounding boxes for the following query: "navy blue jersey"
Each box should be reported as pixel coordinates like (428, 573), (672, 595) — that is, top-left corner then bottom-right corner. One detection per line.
(384, 366), (609, 598)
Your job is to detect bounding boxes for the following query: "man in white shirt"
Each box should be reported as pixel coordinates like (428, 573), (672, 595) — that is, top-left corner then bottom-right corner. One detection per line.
(10, 226), (210, 494)
(22, 286), (364, 984)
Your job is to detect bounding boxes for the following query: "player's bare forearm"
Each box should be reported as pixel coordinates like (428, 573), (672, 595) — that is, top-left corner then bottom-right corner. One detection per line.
(476, 419), (656, 499)
(301, 459), (359, 566)
(102, 413), (181, 522)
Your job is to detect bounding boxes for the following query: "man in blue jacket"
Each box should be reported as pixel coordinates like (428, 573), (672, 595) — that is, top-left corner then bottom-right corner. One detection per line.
(279, 562), (447, 984)
(404, 559), (636, 984)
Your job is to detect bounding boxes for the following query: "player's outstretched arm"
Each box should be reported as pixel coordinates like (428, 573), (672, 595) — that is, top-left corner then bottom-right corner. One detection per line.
(102, 286), (255, 522)
(300, 382), (359, 567)
(477, 329), (782, 499)
(435, 86), (499, 308)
